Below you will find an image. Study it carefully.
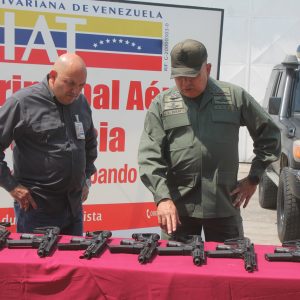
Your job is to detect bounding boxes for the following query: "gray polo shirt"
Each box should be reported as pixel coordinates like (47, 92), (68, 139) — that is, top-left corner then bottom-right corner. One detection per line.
(0, 76), (97, 216)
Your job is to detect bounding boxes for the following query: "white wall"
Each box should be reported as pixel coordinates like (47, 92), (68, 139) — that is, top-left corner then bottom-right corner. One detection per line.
(130, 0), (300, 161)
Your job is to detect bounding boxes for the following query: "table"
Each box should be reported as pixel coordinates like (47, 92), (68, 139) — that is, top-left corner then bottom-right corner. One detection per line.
(0, 234), (299, 300)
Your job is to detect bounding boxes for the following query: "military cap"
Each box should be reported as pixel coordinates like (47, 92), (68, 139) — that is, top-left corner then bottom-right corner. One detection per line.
(170, 39), (208, 78)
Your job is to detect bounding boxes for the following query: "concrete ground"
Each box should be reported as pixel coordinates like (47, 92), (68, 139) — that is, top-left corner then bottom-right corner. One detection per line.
(238, 163), (281, 246)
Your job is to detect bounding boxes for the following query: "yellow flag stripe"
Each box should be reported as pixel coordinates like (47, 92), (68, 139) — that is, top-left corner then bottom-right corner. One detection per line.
(0, 9), (162, 38)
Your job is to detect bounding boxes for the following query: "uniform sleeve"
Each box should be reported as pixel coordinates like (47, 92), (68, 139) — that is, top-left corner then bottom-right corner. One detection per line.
(84, 107), (98, 179)
(240, 89), (281, 179)
(0, 97), (21, 191)
(138, 100), (172, 204)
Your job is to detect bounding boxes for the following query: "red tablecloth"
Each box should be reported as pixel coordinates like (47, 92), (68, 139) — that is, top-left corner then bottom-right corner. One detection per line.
(0, 234), (299, 300)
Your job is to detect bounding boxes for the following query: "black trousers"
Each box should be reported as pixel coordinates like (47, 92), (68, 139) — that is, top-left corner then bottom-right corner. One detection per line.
(161, 214), (244, 242)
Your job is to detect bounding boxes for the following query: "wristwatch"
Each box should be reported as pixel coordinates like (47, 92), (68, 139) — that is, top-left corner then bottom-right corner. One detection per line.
(247, 175), (260, 185)
(85, 178), (92, 188)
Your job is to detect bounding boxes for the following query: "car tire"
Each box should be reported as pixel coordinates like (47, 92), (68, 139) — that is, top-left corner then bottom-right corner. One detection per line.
(277, 167), (300, 242)
(258, 170), (277, 209)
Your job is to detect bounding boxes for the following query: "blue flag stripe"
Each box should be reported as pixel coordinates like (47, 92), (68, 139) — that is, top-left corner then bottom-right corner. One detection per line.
(0, 27), (162, 55)
(77, 33), (162, 55)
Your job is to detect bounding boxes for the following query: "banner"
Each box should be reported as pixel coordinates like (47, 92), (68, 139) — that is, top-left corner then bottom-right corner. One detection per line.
(0, 0), (223, 235)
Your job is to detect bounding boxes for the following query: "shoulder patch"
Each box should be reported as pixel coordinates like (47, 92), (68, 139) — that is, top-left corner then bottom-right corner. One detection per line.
(162, 89), (186, 116)
(164, 90), (181, 102)
(163, 108), (186, 116)
(170, 90), (181, 99)
(164, 101), (184, 110)
(213, 87), (233, 106)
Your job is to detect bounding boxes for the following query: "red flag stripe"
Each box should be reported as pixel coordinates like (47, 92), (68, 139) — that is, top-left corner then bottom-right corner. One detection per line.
(0, 46), (162, 71)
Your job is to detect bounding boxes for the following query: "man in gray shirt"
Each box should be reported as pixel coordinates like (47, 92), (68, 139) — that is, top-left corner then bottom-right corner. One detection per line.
(0, 53), (97, 235)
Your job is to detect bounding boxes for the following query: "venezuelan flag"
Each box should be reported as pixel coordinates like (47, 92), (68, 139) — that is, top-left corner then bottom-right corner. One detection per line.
(0, 9), (163, 71)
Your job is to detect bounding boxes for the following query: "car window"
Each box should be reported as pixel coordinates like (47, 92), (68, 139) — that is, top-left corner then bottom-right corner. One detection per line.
(263, 69), (282, 108)
(272, 72), (283, 97)
(292, 73), (300, 113)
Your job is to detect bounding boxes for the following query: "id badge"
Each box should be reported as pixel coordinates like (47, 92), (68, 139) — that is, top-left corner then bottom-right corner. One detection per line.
(74, 115), (85, 140)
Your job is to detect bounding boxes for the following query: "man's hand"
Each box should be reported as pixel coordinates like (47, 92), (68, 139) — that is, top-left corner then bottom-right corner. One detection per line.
(157, 199), (181, 234)
(81, 183), (89, 202)
(10, 185), (38, 211)
(230, 177), (258, 208)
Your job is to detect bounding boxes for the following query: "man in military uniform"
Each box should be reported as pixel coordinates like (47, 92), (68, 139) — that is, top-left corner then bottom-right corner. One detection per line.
(138, 39), (280, 242)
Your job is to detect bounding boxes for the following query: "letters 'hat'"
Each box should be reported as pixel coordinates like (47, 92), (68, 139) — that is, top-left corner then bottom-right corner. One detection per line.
(170, 39), (207, 78)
